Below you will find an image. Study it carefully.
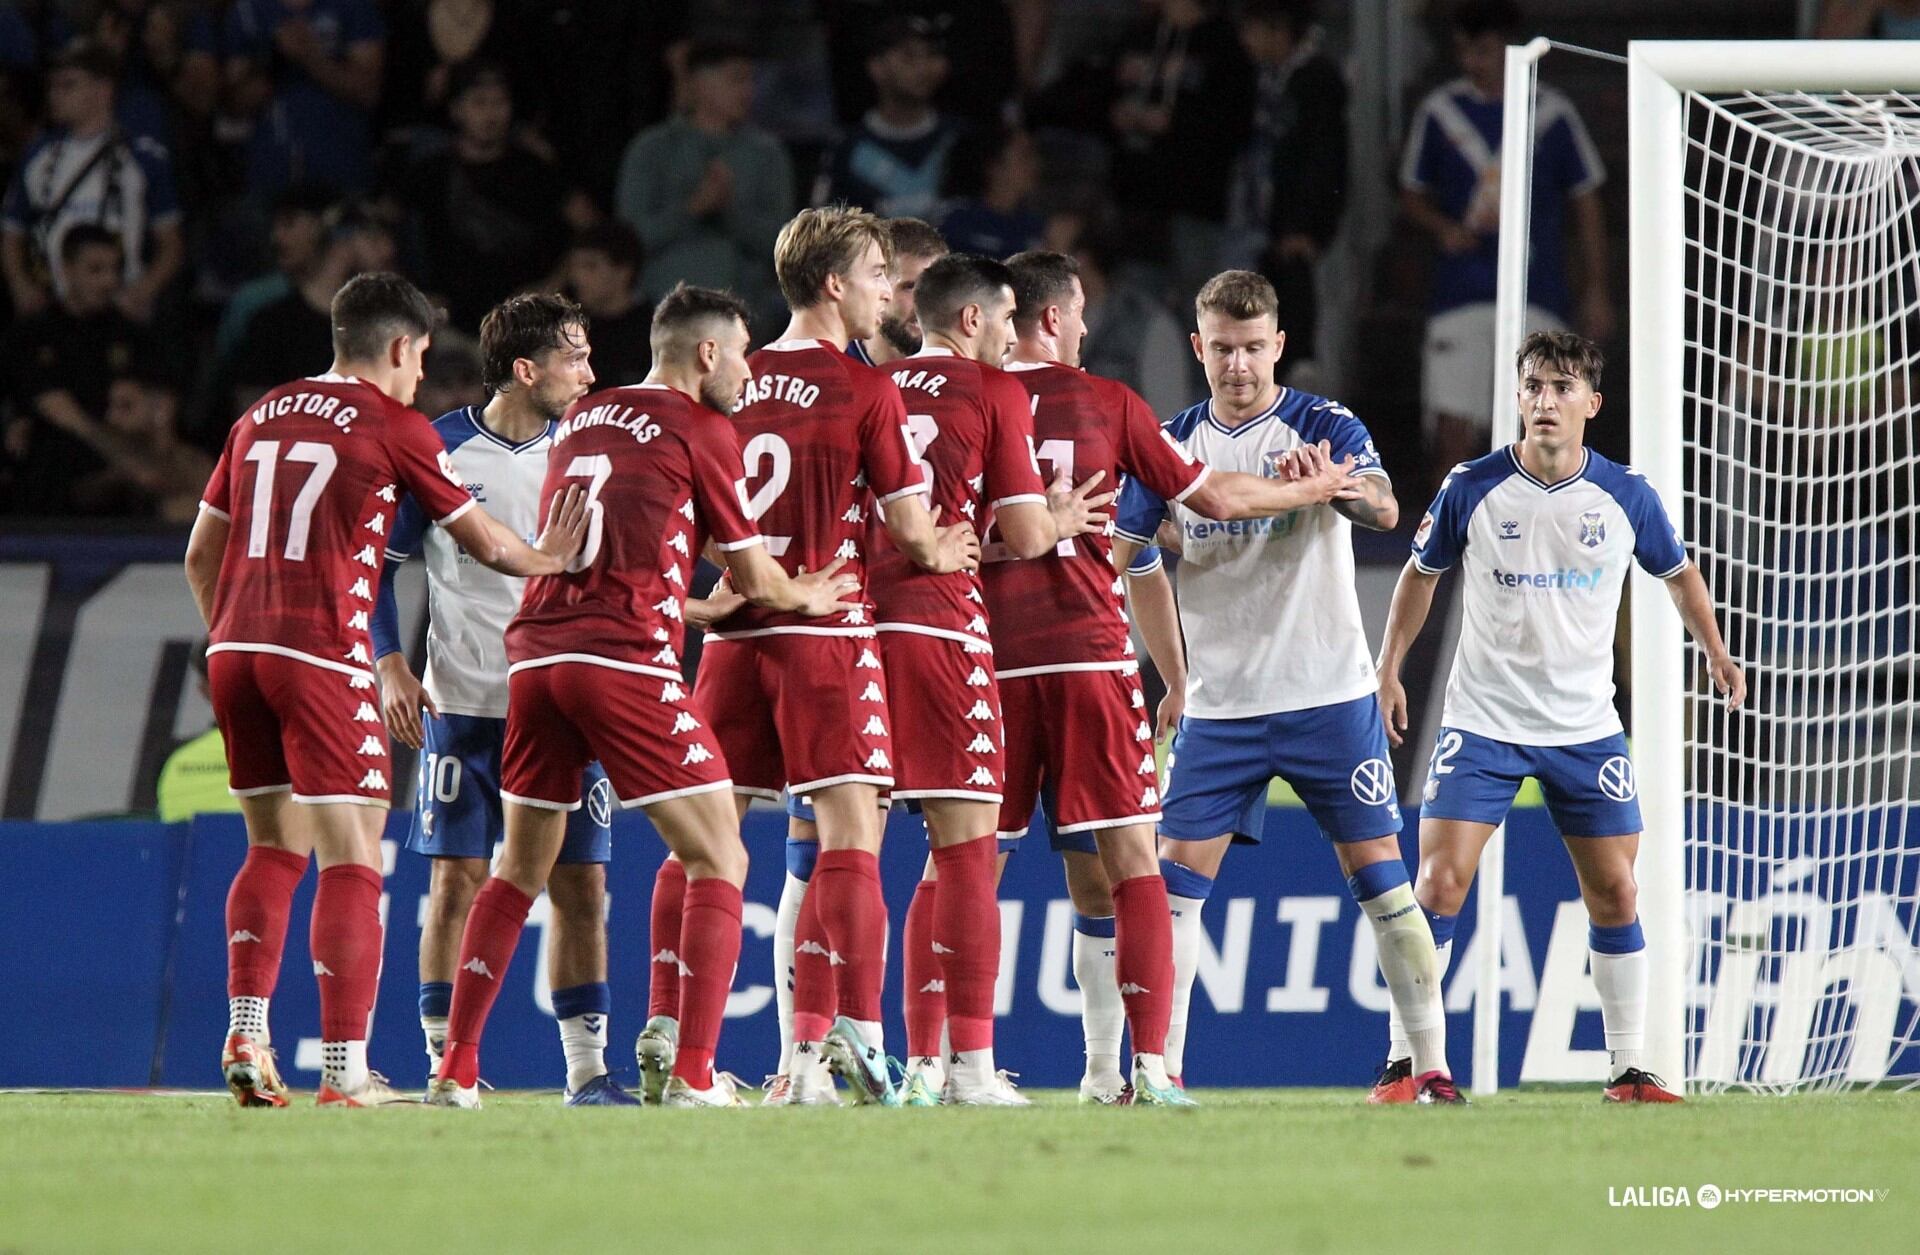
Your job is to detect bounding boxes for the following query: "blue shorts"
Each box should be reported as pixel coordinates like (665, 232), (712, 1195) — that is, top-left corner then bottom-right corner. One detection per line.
(1419, 727), (1642, 837)
(999, 784), (1100, 856)
(783, 789), (1023, 854)
(1159, 695), (1402, 844)
(405, 713), (612, 863)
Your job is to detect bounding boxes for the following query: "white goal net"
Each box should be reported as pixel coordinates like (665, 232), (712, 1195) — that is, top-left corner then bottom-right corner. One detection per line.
(1667, 83), (1920, 1092)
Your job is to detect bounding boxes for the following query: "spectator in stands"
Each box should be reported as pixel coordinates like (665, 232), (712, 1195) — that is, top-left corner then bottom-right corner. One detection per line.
(224, 200), (393, 410)
(938, 124), (1048, 258)
(614, 39), (790, 334)
(1, 223), (158, 516)
(222, 0), (386, 196)
(88, 0), (220, 147)
(378, 0), (528, 136)
(1106, 0), (1254, 303)
(1816, 0), (1920, 36)
(815, 16), (957, 220)
(1400, 0), (1608, 490)
(415, 329), (487, 421)
(156, 640), (239, 823)
(1233, 0), (1347, 383)
(1, 39), (182, 322)
(68, 370), (211, 522)
(820, 1), (1025, 129)
(1072, 223), (1196, 418)
(387, 60), (564, 332)
(565, 221), (651, 387)
(213, 181), (333, 362)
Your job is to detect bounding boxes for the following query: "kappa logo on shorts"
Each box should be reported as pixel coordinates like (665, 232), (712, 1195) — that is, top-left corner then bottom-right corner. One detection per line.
(865, 748), (891, 771)
(967, 734), (995, 754)
(587, 777), (614, 828)
(1137, 753), (1156, 776)
(967, 700), (995, 721)
(671, 711), (701, 735)
(862, 715), (888, 736)
(356, 735), (385, 757)
(860, 681), (885, 702)
(967, 766), (996, 787)
(1598, 756), (1637, 802)
(358, 769), (386, 790)
(1350, 758), (1395, 807)
(661, 681), (686, 702)
(682, 744), (714, 766)
(1135, 721), (1152, 742)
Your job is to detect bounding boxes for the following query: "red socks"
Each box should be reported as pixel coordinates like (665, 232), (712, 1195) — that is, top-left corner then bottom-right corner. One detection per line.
(670, 878), (744, 1087)
(930, 835), (999, 1053)
(225, 846), (307, 999)
(310, 864), (383, 1043)
(1113, 873), (1175, 1056)
(903, 878), (945, 1059)
(649, 858), (688, 1022)
(812, 849), (887, 1023)
(439, 878), (533, 1086)
(790, 876), (836, 1043)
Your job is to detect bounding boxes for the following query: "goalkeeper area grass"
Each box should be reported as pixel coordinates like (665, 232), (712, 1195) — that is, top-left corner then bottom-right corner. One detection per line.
(2, 1088), (1913, 1253)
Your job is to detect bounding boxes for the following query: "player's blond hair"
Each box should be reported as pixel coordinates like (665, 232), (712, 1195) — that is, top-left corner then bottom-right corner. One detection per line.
(1194, 270), (1279, 325)
(774, 205), (893, 310)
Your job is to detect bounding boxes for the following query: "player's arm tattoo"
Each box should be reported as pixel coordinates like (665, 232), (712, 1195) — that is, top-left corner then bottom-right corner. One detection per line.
(1332, 475), (1399, 532)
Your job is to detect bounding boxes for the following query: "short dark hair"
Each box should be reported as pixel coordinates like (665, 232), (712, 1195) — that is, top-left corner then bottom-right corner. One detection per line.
(1194, 270), (1279, 324)
(60, 222), (122, 264)
(685, 38), (752, 74)
(447, 59), (511, 106)
(330, 272), (441, 363)
(1516, 329), (1604, 389)
(479, 293), (588, 394)
(50, 38), (117, 82)
(650, 283), (751, 363)
(1006, 250), (1080, 332)
(1451, 0), (1522, 38)
(570, 220), (642, 274)
(914, 253), (1015, 335)
(1241, 0), (1315, 35)
(885, 217), (948, 264)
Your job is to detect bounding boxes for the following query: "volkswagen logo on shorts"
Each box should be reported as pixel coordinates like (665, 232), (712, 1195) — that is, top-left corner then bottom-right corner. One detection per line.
(1598, 756), (1636, 802)
(1350, 758), (1395, 807)
(587, 777), (614, 827)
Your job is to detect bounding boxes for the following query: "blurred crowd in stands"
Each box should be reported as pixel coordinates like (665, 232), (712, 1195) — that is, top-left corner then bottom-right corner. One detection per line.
(0, 0), (1897, 521)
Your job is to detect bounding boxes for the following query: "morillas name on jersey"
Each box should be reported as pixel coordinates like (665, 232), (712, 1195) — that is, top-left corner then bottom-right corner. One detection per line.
(556, 400), (663, 444)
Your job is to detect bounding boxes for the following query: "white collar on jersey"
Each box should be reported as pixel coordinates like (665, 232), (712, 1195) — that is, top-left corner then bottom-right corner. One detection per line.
(307, 372), (362, 385)
(909, 346), (956, 358)
(1507, 445), (1591, 492)
(1204, 388), (1289, 437)
(761, 338), (831, 353)
(466, 405), (552, 454)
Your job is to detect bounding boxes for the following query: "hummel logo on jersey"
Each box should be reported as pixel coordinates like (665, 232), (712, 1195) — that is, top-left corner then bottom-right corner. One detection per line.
(836, 538), (859, 561)
(654, 645), (679, 666)
(682, 744), (713, 765)
(861, 715), (888, 736)
(858, 648), (881, 669)
(798, 940), (847, 966)
(1135, 721), (1151, 741)
(669, 532), (690, 555)
(354, 544), (379, 567)
(358, 768), (386, 789)
(462, 957), (495, 980)
(1138, 754), (1156, 775)
(671, 711), (700, 735)
(967, 700), (995, 720)
(229, 929), (262, 945)
(348, 609), (369, 631)
(376, 484), (397, 503)
(966, 667), (990, 686)
(354, 702), (379, 722)
(357, 735), (385, 756)
(347, 642), (371, 664)
(931, 941), (955, 955)
(652, 948), (692, 977)
(842, 503), (864, 523)
(313, 960), (335, 976)
(363, 512), (385, 535)
(661, 681), (686, 702)
(665, 565), (685, 586)
(860, 681), (884, 702)
(1131, 688), (1146, 708)
(654, 597), (683, 622)
(866, 749), (892, 770)
(967, 766), (996, 787)
(967, 734), (995, 753)
(349, 577), (372, 600)
(1118, 982), (1152, 996)
(1499, 519), (1521, 540)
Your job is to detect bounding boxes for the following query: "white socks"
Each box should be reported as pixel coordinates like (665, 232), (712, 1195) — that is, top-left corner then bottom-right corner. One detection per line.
(1072, 918), (1123, 1085)
(421, 1014), (448, 1073)
(1591, 945), (1648, 1079)
(1360, 881), (1446, 1078)
(774, 871), (807, 1075)
(558, 1013), (608, 1092)
(228, 995), (270, 1043)
(1388, 938), (1453, 1062)
(1166, 893), (1206, 1078)
(321, 1039), (368, 1093)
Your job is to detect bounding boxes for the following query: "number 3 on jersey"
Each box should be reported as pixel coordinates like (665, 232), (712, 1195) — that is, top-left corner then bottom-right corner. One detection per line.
(564, 453), (611, 571)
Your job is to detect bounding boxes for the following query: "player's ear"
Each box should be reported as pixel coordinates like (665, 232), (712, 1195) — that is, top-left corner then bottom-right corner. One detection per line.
(1589, 389), (1603, 418)
(1190, 331), (1204, 363)
(1274, 328), (1286, 360)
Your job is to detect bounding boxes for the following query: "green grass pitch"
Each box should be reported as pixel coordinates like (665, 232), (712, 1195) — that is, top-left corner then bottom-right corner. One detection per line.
(2, 1088), (1914, 1253)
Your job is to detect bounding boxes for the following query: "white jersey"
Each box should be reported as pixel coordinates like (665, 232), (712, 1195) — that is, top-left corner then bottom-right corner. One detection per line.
(378, 406), (552, 718)
(1412, 446), (1688, 745)
(1115, 388), (1388, 720)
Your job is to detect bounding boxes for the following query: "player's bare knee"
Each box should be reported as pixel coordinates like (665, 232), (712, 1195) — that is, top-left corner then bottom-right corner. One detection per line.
(546, 863), (606, 922)
(428, 858), (488, 918)
(1063, 853), (1115, 916)
(1415, 860), (1473, 916)
(680, 835), (748, 887)
(1579, 872), (1638, 927)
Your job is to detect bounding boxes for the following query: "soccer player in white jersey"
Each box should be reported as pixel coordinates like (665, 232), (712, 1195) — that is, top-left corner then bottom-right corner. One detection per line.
(1373, 330), (1745, 1103)
(370, 294), (637, 1104)
(1115, 271), (1454, 1100)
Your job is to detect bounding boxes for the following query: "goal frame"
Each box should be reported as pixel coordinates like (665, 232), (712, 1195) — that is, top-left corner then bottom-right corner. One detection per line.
(1627, 40), (1920, 1088)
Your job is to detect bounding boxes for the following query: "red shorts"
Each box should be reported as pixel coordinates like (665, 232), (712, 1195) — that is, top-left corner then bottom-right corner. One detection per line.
(693, 634), (894, 799)
(879, 630), (1003, 801)
(208, 646), (391, 806)
(502, 661), (731, 810)
(996, 667), (1162, 840)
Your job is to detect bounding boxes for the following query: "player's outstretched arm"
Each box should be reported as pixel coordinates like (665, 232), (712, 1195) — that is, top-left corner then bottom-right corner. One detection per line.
(183, 508), (228, 629)
(1123, 553), (1188, 743)
(1376, 558), (1441, 747)
(442, 485), (589, 577)
(881, 494), (981, 573)
(1663, 563), (1747, 710)
(724, 549), (863, 617)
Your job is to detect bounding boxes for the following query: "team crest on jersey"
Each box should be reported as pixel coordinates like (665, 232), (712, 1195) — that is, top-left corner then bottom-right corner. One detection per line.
(1578, 511), (1607, 549)
(1259, 448), (1289, 479)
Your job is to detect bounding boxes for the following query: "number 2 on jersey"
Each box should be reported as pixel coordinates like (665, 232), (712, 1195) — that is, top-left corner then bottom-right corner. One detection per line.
(740, 432), (793, 555)
(243, 439), (337, 561)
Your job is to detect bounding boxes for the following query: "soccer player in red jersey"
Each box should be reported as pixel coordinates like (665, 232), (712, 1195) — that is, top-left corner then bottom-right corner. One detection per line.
(184, 273), (589, 1108)
(689, 205), (976, 1106)
(427, 285), (862, 1109)
(848, 216), (948, 367)
(877, 253), (1109, 1105)
(992, 251), (1364, 1104)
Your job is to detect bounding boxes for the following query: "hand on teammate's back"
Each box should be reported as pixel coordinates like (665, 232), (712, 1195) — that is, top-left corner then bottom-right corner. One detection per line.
(928, 505), (981, 573)
(1046, 468), (1115, 540)
(534, 485), (590, 566)
(790, 556), (865, 618)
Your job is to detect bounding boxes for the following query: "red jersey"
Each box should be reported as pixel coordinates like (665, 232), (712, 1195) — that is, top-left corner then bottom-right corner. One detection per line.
(870, 350), (1047, 642)
(708, 338), (927, 640)
(982, 362), (1208, 674)
(507, 383), (760, 678)
(200, 374), (474, 678)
